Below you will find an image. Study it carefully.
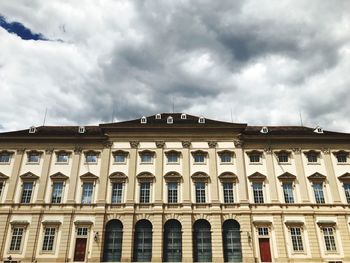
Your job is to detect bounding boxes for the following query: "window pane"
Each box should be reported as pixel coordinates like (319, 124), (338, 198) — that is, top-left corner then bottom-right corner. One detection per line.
(86, 154), (97, 163)
(290, 227), (304, 251)
(51, 182), (63, 203)
(0, 154), (10, 163)
(313, 183), (325, 204)
(42, 227), (56, 251)
(167, 183), (178, 203)
(223, 183), (234, 203)
(10, 228), (24, 251)
(307, 154), (317, 163)
(283, 183), (294, 203)
(56, 153), (68, 163)
(114, 154), (126, 163)
(194, 154), (205, 163)
(220, 154), (232, 163)
(141, 153), (152, 163)
(253, 183), (264, 203)
(249, 155), (260, 163)
(278, 154), (289, 163)
(195, 182), (206, 203)
(344, 184), (350, 204)
(140, 182), (151, 203)
(28, 154), (39, 163)
(322, 227), (337, 251)
(21, 182), (33, 203)
(337, 154), (347, 163)
(112, 183), (123, 203)
(82, 183), (93, 204)
(167, 153), (178, 163)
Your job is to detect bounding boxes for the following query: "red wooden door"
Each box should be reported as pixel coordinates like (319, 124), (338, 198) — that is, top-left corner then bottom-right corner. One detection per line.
(259, 238), (272, 262)
(74, 238), (87, 262)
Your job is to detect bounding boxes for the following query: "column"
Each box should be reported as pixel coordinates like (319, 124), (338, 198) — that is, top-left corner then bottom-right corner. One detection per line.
(5, 149), (24, 203)
(0, 212), (11, 258)
(337, 215), (350, 261)
(97, 143), (112, 205)
(239, 214), (255, 263)
(181, 214), (193, 262)
(121, 214), (134, 262)
(211, 215), (224, 262)
(305, 215), (322, 260)
(181, 141), (191, 204)
(208, 142), (219, 204)
(272, 215), (288, 262)
(234, 140), (249, 203)
(90, 213), (105, 261)
(66, 147), (82, 203)
(126, 141), (138, 205)
(322, 149), (342, 203)
(57, 213), (74, 262)
(36, 149), (53, 203)
(265, 148), (279, 202)
(293, 148), (311, 203)
(154, 141), (164, 204)
(151, 214), (163, 262)
(24, 212), (41, 261)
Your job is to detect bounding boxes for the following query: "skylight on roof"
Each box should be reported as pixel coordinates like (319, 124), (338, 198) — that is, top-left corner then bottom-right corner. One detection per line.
(167, 116), (173, 124)
(141, 116), (147, 124)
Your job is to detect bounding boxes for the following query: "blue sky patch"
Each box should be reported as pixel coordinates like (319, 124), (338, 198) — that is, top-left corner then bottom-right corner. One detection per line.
(0, 15), (46, 40)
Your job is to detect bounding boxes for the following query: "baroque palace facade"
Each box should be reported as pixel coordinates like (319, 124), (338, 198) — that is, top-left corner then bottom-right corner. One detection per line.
(0, 113), (349, 263)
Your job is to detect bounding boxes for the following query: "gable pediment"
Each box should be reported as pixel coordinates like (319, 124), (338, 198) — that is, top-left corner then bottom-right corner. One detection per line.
(20, 172), (39, 180)
(338, 172), (350, 182)
(109, 172), (128, 182)
(80, 172), (98, 180)
(248, 172), (266, 182)
(218, 172), (238, 182)
(308, 172), (326, 182)
(278, 172), (296, 181)
(0, 172), (9, 180)
(50, 172), (69, 180)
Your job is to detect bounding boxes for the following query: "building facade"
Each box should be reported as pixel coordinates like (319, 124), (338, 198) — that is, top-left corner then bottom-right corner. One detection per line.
(0, 113), (349, 263)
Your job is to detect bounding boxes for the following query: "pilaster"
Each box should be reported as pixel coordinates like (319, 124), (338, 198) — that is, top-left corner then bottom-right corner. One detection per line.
(36, 149), (53, 203)
(181, 141), (191, 204)
(293, 148), (311, 203)
(181, 214), (193, 262)
(272, 215), (288, 262)
(121, 214), (134, 262)
(211, 215), (224, 262)
(5, 149), (24, 203)
(97, 144), (112, 205)
(154, 142), (164, 203)
(126, 142), (138, 205)
(208, 143), (219, 204)
(66, 147), (82, 203)
(265, 148), (279, 202)
(322, 149), (342, 203)
(234, 141), (249, 203)
(151, 214), (163, 262)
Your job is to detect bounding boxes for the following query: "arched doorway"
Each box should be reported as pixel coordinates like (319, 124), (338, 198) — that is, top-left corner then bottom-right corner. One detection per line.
(103, 219), (123, 262)
(193, 219), (212, 262)
(222, 220), (242, 262)
(133, 219), (153, 262)
(163, 219), (182, 262)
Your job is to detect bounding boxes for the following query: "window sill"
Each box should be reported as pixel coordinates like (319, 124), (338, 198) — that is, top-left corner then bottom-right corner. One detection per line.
(278, 162), (291, 165)
(167, 162), (180, 165)
(55, 162), (69, 165)
(0, 162), (10, 165)
(113, 162), (126, 165)
(84, 162), (98, 165)
(193, 162), (206, 165)
(220, 162), (234, 165)
(307, 162), (320, 165)
(140, 162), (153, 165)
(337, 162), (349, 165)
(26, 162), (40, 165)
(249, 162), (262, 165)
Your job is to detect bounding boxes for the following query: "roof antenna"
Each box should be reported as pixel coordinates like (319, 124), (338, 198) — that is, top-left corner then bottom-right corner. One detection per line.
(230, 108), (233, 123)
(42, 108), (48, 126)
(299, 110), (303, 126)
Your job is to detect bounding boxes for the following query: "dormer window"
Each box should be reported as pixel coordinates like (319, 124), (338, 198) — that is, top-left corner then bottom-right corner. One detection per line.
(29, 126), (36, 134)
(181, 114), (187, 119)
(198, 117), (205, 123)
(27, 151), (41, 163)
(155, 114), (161, 119)
(141, 116), (147, 124)
(260, 127), (269, 134)
(167, 116), (173, 124)
(314, 126), (323, 134)
(78, 126), (85, 133)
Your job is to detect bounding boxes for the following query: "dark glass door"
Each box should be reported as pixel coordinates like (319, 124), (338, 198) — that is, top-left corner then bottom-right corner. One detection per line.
(193, 220), (212, 262)
(103, 220), (123, 262)
(74, 238), (87, 262)
(163, 220), (182, 262)
(222, 220), (242, 262)
(133, 220), (153, 262)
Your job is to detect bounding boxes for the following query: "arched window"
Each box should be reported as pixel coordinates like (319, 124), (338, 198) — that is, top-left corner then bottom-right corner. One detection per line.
(222, 220), (242, 262)
(133, 220), (153, 262)
(163, 219), (182, 262)
(103, 220), (123, 262)
(193, 219), (212, 262)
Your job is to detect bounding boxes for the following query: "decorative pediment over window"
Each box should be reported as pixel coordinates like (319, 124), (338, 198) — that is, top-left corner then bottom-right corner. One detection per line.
(284, 220), (304, 227)
(164, 150), (181, 155)
(109, 172), (128, 182)
(274, 150), (291, 155)
(83, 150), (100, 157)
(20, 172), (39, 180)
(0, 172), (9, 180)
(138, 150), (155, 155)
(55, 150), (72, 155)
(308, 172), (326, 182)
(164, 171), (182, 182)
(112, 150), (129, 157)
(248, 172), (266, 182)
(217, 150), (235, 156)
(218, 172), (238, 182)
(50, 172), (69, 181)
(191, 172), (210, 182)
(80, 172), (99, 181)
(317, 220), (336, 227)
(74, 220), (93, 226)
(191, 150), (208, 156)
(252, 220), (272, 226)
(27, 150), (43, 155)
(338, 172), (350, 183)
(332, 150), (350, 156)
(277, 172), (297, 182)
(0, 150), (15, 155)
(136, 172), (155, 182)
(10, 220), (30, 227)
(303, 150), (321, 156)
(42, 220), (62, 226)
(246, 150), (263, 155)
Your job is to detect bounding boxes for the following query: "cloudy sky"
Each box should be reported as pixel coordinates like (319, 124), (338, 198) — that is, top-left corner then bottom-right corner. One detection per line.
(1, 1), (350, 132)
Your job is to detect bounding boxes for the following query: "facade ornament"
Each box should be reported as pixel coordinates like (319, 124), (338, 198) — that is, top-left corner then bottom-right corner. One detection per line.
(321, 148), (330, 154)
(155, 141), (165, 148)
(233, 139), (243, 148)
(207, 141), (217, 148)
(182, 141), (191, 148)
(264, 147), (272, 153)
(130, 141), (139, 148)
(102, 141), (113, 148)
(74, 146), (82, 154)
(45, 148), (54, 154)
(292, 148), (301, 153)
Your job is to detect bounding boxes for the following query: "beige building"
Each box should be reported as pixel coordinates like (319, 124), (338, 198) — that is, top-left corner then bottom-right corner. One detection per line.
(0, 113), (349, 263)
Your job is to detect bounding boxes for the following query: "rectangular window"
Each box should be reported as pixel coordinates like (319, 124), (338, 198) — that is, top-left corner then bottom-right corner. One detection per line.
(307, 153), (318, 163)
(42, 227), (56, 251)
(167, 182), (178, 203)
(51, 182), (63, 203)
(77, 227), (88, 236)
(85, 154), (97, 163)
(253, 183), (264, 203)
(278, 153), (289, 163)
(322, 227), (337, 251)
(223, 182), (234, 203)
(249, 154), (260, 163)
(194, 154), (205, 163)
(167, 153), (179, 163)
(140, 153), (152, 163)
(114, 154), (126, 163)
(290, 227), (304, 252)
(10, 227), (24, 251)
(140, 182), (151, 203)
(111, 183), (123, 203)
(81, 183), (93, 204)
(283, 183), (294, 203)
(0, 153), (11, 163)
(21, 182), (33, 203)
(336, 154), (347, 163)
(195, 182), (206, 203)
(344, 184), (350, 204)
(257, 227), (269, 236)
(313, 183), (325, 204)
(56, 153), (69, 163)
(27, 153), (40, 163)
(220, 153), (232, 163)
(0, 181), (4, 198)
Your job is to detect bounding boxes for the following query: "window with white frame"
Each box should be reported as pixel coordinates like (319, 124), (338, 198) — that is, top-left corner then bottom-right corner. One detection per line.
(312, 183), (325, 204)
(139, 182), (151, 203)
(195, 182), (206, 203)
(0, 152), (11, 163)
(220, 153), (232, 163)
(223, 182), (234, 203)
(167, 152), (179, 163)
(322, 227), (337, 252)
(114, 153), (126, 163)
(167, 182), (178, 203)
(27, 152), (40, 163)
(193, 152), (206, 164)
(21, 182), (33, 203)
(282, 183), (294, 203)
(111, 183), (123, 203)
(9, 227), (24, 251)
(85, 152), (98, 163)
(77, 227), (88, 236)
(42, 227), (57, 252)
(140, 152), (153, 163)
(51, 182), (64, 203)
(257, 227), (269, 236)
(290, 227), (304, 252)
(81, 182), (94, 204)
(252, 183), (264, 204)
(56, 152), (69, 163)
(344, 183), (350, 204)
